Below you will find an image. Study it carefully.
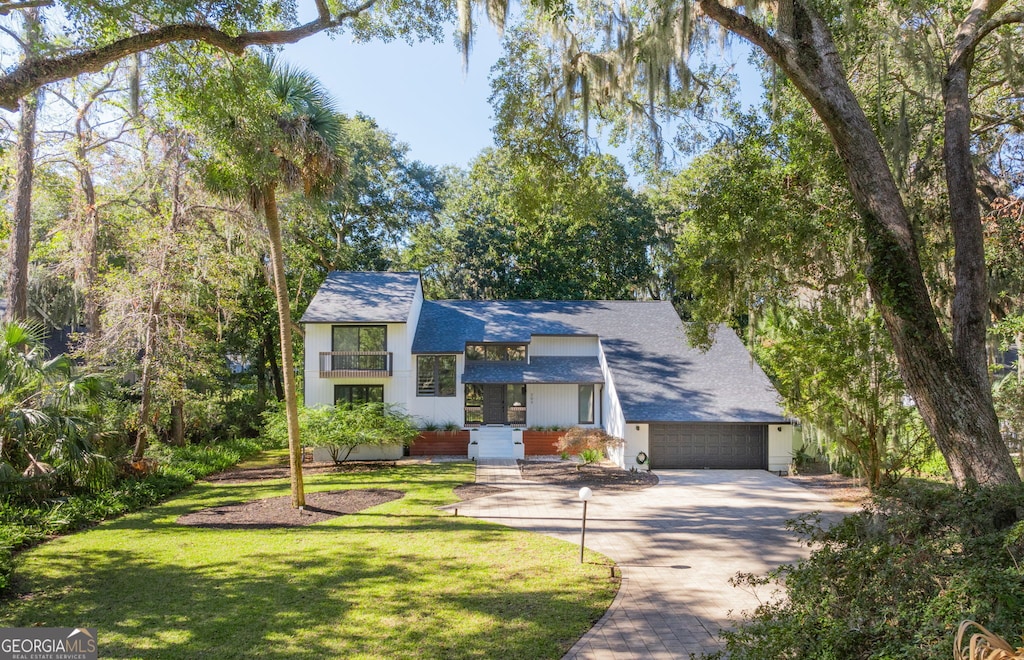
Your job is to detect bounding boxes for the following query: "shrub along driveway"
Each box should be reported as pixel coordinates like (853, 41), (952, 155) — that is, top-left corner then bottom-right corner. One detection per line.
(452, 468), (854, 658)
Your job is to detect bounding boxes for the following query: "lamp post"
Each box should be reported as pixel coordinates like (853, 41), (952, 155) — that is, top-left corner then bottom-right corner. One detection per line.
(578, 487), (592, 563)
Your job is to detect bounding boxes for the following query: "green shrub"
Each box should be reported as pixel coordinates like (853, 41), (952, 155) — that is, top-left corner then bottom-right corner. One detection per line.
(721, 481), (1024, 660)
(580, 449), (601, 464)
(0, 436), (270, 593)
(263, 403), (418, 464)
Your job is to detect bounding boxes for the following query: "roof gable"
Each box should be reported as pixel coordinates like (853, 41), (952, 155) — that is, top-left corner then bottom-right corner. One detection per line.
(300, 271), (421, 323)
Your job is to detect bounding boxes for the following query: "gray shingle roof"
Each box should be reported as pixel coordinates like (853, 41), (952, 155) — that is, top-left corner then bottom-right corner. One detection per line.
(463, 356), (604, 385)
(413, 300), (785, 424)
(300, 271), (421, 323)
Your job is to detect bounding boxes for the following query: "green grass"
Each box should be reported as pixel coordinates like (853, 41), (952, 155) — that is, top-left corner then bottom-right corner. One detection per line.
(0, 462), (617, 659)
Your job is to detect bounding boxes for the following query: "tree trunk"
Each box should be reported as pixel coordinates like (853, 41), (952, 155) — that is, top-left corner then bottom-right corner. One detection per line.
(133, 265), (165, 461)
(4, 11), (42, 322)
(170, 401), (185, 446)
(255, 338), (268, 410)
(74, 102), (102, 334)
(263, 184), (305, 508)
(265, 329), (285, 401)
(698, 0), (1019, 488)
(132, 138), (183, 461)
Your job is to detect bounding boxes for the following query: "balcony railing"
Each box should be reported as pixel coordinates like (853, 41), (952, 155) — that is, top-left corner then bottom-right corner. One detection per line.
(319, 351), (393, 378)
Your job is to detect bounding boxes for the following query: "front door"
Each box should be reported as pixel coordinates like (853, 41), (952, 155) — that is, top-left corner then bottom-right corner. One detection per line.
(481, 384), (507, 425)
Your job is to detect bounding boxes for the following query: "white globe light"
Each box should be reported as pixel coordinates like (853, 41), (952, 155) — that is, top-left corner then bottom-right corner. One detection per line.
(578, 487), (593, 501)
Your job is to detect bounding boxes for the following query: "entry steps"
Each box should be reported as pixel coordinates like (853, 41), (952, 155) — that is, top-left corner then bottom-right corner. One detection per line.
(469, 426), (524, 460)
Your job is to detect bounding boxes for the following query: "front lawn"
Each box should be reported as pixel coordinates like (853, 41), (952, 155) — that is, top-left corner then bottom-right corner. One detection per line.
(0, 461), (617, 659)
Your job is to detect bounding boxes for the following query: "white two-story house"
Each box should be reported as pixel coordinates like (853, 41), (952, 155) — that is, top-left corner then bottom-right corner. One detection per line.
(301, 271), (794, 471)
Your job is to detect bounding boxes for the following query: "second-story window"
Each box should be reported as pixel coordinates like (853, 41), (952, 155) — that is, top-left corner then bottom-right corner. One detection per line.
(331, 325), (387, 371)
(417, 355), (456, 396)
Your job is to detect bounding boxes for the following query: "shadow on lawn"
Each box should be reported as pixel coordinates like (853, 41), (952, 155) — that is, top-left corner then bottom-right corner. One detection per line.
(3, 462), (615, 658)
(8, 539), (608, 659)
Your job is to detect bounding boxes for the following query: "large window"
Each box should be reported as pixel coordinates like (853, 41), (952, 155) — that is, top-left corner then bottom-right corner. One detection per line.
(464, 343), (527, 361)
(331, 325), (387, 371)
(417, 355), (456, 397)
(332, 325), (386, 351)
(334, 385), (384, 405)
(578, 384), (595, 424)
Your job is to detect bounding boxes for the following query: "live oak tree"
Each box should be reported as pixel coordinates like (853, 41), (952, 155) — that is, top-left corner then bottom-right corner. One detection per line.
(462, 0), (1023, 487)
(0, 0), (451, 111)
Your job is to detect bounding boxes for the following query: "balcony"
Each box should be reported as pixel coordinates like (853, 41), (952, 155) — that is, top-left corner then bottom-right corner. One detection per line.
(319, 351), (393, 378)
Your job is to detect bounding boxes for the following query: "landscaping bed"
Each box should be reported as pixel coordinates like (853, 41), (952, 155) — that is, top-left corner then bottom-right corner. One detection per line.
(177, 489), (403, 528)
(206, 460), (396, 483)
(519, 459), (659, 490)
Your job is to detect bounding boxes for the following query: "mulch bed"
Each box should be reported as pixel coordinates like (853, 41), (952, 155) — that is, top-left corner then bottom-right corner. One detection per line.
(453, 484), (508, 501)
(176, 489), (404, 528)
(206, 461), (397, 484)
(519, 460), (659, 491)
(785, 472), (870, 506)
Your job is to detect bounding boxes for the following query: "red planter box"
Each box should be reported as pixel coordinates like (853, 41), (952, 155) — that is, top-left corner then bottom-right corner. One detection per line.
(410, 430), (470, 456)
(523, 430), (566, 456)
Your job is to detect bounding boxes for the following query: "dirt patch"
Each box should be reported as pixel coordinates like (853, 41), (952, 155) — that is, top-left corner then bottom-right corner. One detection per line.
(453, 483), (508, 501)
(519, 460), (659, 491)
(785, 472), (870, 507)
(206, 461), (396, 484)
(176, 489), (404, 528)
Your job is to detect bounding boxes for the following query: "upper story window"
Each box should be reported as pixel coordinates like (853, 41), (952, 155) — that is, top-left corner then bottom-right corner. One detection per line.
(332, 325), (386, 352)
(417, 355), (456, 397)
(465, 343), (527, 362)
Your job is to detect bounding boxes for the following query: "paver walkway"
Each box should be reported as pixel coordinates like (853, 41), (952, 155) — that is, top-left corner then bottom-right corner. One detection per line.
(454, 461), (852, 659)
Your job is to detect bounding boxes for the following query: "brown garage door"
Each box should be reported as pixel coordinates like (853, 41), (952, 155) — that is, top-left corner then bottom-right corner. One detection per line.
(649, 423), (768, 469)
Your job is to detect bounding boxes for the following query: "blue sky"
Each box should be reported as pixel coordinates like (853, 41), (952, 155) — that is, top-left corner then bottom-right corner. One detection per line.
(282, 27), (764, 178)
(282, 28), (507, 170)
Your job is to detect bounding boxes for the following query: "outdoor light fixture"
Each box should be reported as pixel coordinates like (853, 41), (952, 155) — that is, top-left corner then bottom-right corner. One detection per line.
(578, 487), (593, 563)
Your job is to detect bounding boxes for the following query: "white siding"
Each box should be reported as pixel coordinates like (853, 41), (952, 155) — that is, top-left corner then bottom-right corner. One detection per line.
(529, 336), (599, 357)
(405, 354), (465, 426)
(302, 321), (414, 411)
(768, 424), (794, 473)
(527, 384), (581, 428)
(608, 423), (649, 470)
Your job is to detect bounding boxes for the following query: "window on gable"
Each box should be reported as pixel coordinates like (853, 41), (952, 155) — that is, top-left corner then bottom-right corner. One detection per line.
(464, 343), (527, 361)
(417, 355), (456, 397)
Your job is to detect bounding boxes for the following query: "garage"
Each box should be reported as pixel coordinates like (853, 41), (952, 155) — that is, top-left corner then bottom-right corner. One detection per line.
(649, 423), (768, 469)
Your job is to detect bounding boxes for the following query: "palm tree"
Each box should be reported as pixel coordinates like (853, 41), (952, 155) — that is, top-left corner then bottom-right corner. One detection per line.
(202, 56), (344, 508)
(0, 321), (112, 496)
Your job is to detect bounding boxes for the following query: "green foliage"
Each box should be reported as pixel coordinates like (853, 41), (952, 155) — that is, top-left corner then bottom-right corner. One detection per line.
(409, 146), (657, 300)
(723, 482), (1024, 660)
(0, 321), (115, 499)
(755, 304), (934, 490)
(579, 448), (601, 464)
(0, 436), (269, 592)
(262, 402), (419, 463)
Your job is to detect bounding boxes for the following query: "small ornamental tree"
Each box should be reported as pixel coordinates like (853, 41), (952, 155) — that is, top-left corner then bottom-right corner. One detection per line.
(555, 427), (624, 462)
(264, 402), (419, 465)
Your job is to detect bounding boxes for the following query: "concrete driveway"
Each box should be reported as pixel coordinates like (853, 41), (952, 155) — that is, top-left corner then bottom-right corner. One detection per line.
(450, 464), (852, 659)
